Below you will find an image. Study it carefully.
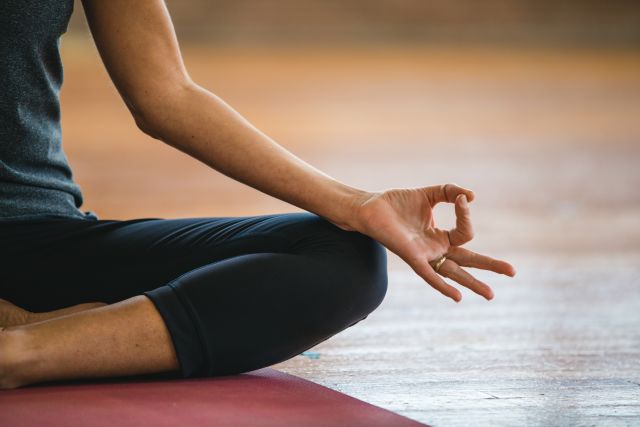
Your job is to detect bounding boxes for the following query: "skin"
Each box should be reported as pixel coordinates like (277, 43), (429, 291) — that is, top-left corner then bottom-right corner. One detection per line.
(0, 0), (515, 389)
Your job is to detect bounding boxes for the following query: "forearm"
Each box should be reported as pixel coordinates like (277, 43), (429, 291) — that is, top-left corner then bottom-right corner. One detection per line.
(140, 83), (370, 231)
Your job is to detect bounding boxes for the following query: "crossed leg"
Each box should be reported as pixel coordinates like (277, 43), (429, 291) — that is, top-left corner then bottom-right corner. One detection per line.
(0, 295), (177, 389)
(0, 212), (388, 389)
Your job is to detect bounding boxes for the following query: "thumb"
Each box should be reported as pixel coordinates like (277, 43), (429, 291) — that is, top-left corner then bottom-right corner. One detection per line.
(426, 183), (475, 206)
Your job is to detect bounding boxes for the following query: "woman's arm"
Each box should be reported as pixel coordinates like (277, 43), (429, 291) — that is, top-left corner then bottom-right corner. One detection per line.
(81, 0), (367, 232)
(81, 0), (515, 301)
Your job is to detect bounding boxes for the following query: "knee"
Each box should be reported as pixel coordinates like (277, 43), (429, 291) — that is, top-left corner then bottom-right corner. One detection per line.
(355, 234), (389, 315)
(332, 230), (389, 320)
(293, 213), (389, 319)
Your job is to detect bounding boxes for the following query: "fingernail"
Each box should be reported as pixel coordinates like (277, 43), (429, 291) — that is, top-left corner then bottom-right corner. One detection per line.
(460, 194), (468, 207)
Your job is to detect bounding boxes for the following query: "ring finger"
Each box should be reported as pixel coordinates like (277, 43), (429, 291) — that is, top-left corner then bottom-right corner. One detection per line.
(437, 258), (494, 300)
(446, 246), (516, 277)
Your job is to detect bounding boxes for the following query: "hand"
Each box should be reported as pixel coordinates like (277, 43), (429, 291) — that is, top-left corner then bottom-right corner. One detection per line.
(351, 184), (516, 302)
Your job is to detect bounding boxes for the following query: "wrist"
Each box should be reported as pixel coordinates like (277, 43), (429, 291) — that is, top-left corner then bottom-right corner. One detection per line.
(326, 186), (373, 232)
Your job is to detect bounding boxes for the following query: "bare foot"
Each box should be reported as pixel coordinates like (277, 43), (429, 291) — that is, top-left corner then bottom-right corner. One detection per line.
(1, 295), (178, 389)
(1, 299), (108, 388)
(0, 328), (26, 389)
(0, 298), (107, 327)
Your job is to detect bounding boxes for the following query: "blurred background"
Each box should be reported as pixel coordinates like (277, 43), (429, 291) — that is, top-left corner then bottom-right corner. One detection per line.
(61, 1), (639, 425)
(70, 0), (640, 46)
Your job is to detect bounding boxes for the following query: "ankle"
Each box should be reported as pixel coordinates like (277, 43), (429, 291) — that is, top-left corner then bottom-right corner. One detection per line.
(0, 327), (37, 389)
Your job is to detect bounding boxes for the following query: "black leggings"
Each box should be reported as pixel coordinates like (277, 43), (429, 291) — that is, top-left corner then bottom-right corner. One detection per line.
(0, 212), (388, 378)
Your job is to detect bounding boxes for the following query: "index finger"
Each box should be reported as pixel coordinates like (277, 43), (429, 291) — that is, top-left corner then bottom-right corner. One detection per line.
(448, 194), (474, 246)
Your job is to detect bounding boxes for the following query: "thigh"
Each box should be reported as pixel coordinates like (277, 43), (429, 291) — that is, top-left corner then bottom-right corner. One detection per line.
(0, 211), (340, 311)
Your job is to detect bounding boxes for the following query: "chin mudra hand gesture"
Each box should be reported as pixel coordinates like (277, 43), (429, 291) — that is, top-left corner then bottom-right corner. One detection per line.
(353, 183), (516, 302)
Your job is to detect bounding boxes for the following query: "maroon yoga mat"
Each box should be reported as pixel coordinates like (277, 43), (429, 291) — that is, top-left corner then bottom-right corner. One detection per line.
(0, 368), (426, 427)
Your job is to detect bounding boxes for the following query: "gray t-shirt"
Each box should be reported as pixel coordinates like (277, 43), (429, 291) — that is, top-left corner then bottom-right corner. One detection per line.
(0, 0), (98, 221)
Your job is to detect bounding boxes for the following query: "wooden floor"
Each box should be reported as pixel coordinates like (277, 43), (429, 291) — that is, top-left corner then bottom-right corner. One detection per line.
(60, 40), (640, 426)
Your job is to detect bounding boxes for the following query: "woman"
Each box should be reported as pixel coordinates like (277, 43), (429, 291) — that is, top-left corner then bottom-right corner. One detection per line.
(0, 1), (515, 389)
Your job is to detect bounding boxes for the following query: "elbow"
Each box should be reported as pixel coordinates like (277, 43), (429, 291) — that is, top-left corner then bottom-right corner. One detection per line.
(126, 79), (195, 140)
(132, 109), (161, 140)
